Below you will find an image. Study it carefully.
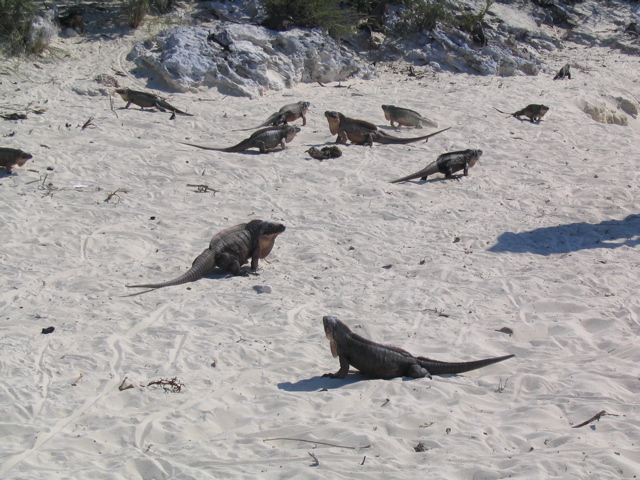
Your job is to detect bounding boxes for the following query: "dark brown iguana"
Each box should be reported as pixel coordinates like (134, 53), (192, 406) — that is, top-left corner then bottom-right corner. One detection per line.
(0, 148), (32, 174)
(126, 220), (286, 289)
(182, 125), (300, 153)
(381, 105), (438, 129)
(234, 101), (310, 131)
(324, 111), (450, 147)
(391, 149), (483, 183)
(306, 146), (342, 160)
(554, 64), (571, 80)
(115, 88), (193, 117)
(322, 316), (514, 380)
(493, 104), (549, 123)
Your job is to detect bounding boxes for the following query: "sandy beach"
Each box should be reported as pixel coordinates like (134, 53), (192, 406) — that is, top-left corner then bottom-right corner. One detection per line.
(0, 8), (639, 478)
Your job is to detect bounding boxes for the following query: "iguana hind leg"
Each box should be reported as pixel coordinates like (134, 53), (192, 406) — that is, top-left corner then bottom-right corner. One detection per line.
(407, 364), (431, 379)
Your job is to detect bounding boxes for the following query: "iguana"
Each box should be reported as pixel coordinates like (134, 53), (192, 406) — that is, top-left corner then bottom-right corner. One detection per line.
(324, 111), (450, 147)
(381, 104), (438, 129)
(391, 149), (482, 183)
(0, 148), (32, 174)
(126, 220), (286, 289)
(554, 64), (571, 80)
(182, 125), (300, 153)
(234, 101), (310, 131)
(306, 146), (342, 160)
(115, 88), (193, 117)
(493, 104), (549, 123)
(322, 316), (514, 380)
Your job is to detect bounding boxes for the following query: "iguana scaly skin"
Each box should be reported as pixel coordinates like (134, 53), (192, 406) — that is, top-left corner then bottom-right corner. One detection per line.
(0, 148), (32, 174)
(494, 104), (549, 123)
(324, 111), (450, 147)
(234, 101), (310, 131)
(323, 316), (514, 380)
(115, 88), (193, 117)
(391, 149), (482, 183)
(381, 105), (438, 129)
(182, 126), (300, 153)
(126, 220), (285, 289)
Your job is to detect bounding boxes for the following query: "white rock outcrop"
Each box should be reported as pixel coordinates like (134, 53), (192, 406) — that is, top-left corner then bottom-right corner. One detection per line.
(128, 24), (375, 97)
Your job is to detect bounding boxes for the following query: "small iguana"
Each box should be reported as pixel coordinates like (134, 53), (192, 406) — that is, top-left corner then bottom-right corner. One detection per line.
(381, 105), (438, 129)
(182, 125), (300, 153)
(115, 88), (193, 117)
(324, 111), (450, 147)
(322, 316), (514, 380)
(554, 64), (571, 80)
(0, 148), (32, 174)
(391, 149), (482, 183)
(306, 146), (342, 160)
(234, 101), (310, 131)
(493, 104), (549, 123)
(126, 220), (286, 289)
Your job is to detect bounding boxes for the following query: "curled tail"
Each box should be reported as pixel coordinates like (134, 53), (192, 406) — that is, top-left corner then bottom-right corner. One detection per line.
(418, 354), (514, 375)
(378, 126), (451, 145)
(493, 107), (512, 115)
(126, 249), (216, 289)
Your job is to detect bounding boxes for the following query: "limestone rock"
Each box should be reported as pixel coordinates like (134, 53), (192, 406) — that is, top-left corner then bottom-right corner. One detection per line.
(128, 25), (375, 98)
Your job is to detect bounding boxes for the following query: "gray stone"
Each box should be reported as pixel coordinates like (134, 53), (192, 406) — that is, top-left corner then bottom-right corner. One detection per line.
(128, 24), (375, 97)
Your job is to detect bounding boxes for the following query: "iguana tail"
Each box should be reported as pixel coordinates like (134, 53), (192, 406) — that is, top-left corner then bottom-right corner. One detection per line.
(376, 126), (451, 144)
(126, 249), (217, 289)
(417, 354), (515, 375)
(390, 163), (439, 183)
(493, 107), (511, 115)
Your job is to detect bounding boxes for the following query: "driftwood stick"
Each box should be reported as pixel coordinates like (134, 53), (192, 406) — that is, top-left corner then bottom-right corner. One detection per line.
(263, 438), (370, 449)
(572, 410), (618, 428)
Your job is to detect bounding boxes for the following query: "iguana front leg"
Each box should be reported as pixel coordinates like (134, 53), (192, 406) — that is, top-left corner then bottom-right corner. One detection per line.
(324, 354), (350, 379)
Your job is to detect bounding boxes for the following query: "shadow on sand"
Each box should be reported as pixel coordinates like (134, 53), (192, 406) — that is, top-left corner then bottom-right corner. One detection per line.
(488, 214), (640, 255)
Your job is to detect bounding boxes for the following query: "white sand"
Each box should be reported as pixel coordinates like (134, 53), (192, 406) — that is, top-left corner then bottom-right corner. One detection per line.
(1, 20), (639, 480)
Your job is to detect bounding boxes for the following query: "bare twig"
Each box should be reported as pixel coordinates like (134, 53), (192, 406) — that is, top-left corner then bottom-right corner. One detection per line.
(381, 398), (390, 407)
(186, 184), (219, 194)
(572, 410), (618, 428)
(263, 438), (370, 449)
(496, 378), (508, 393)
(119, 377), (135, 391)
(145, 377), (185, 393)
(308, 452), (319, 466)
(81, 116), (95, 130)
(360, 455), (366, 465)
(71, 374), (83, 386)
(109, 95), (119, 119)
(105, 188), (128, 203)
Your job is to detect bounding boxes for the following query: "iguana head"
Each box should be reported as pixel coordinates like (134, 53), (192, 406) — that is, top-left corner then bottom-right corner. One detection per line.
(468, 149), (483, 168)
(284, 126), (301, 143)
(323, 316), (350, 358)
(16, 151), (33, 166)
(324, 111), (342, 135)
(115, 88), (130, 100)
(246, 220), (286, 259)
(381, 105), (393, 121)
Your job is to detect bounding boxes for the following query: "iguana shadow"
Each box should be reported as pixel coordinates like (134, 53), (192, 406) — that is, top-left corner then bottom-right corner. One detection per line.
(488, 214), (640, 255)
(278, 374), (366, 391)
(278, 372), (447, 391)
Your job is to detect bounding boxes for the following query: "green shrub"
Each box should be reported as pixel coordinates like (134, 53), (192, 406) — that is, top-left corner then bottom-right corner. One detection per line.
(262, 0), (358, 39)
(395, 0), (454, 35)
(122, 0), (150, 29)
(0, 0), (39, 54)
(456, 0), (495, 33)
